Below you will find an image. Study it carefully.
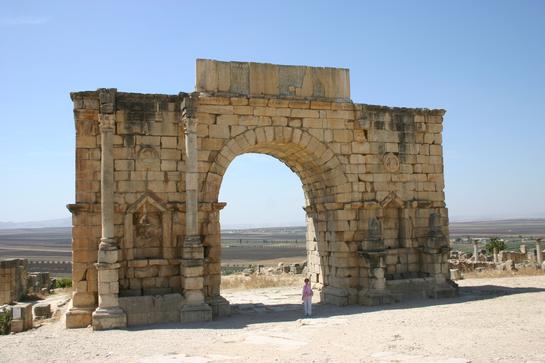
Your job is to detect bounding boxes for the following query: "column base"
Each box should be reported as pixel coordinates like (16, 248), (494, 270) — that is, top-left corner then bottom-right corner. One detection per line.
(207, 295), (231, 318)
(321, 286), (349, 306)
(358, 289), (395, 306)
(180, 303), (212, 323)
(66, 307), (94, 329)
(92, 306), (127, 330)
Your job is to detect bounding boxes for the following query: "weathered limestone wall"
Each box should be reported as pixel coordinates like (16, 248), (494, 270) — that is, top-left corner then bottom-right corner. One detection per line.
(67, 59), (453, 329)
(193, 91), (450, 305)
(0, 259), (28, 304)
(67, 91), (188, 328)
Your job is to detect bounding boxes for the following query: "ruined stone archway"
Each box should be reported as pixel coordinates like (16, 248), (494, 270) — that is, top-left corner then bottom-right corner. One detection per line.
(66, 59), (455, 330)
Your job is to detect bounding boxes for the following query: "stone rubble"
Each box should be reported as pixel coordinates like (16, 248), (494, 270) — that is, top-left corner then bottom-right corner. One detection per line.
(448, 239), (545, 278)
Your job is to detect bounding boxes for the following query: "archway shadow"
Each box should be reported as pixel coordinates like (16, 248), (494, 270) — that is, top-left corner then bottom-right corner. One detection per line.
(125, 283), (545, 331)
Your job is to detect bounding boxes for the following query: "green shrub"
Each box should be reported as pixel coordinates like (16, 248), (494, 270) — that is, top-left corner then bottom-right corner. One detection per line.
(0, 309), (11, 335)
(55, 278), (72, 289)
(221, 266), (247, 276)
(485, 237), (506, 255)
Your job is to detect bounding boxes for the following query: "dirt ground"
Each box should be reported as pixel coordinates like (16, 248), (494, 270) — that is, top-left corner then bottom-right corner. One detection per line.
(2, 275), (545, 363)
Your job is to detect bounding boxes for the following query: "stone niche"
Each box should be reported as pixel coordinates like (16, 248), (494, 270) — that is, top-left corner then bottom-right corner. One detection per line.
(120, 192), (180, 297)
(358, 193), (424, 282)
(383, 202), (402, 249)
(360, 193), (414, 251)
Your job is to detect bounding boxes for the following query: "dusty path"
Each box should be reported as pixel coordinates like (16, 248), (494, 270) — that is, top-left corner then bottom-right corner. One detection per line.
(1, 276), (545, 363)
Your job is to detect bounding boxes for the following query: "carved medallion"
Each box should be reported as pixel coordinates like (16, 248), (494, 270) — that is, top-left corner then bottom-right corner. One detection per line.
(138, 146), (159, 167)
(383, 153), (400, 172)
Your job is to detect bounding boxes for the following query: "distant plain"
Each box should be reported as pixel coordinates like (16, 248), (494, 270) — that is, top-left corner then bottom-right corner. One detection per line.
(0, 219), (543, 276)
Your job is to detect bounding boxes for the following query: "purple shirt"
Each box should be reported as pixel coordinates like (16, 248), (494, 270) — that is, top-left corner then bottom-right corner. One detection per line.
(302, 284), (313, 299)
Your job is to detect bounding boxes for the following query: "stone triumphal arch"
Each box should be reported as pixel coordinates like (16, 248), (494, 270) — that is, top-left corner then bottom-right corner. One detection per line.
(66, 59), (455, 330)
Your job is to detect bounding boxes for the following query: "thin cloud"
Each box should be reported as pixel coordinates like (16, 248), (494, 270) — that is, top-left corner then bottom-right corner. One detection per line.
(0, 16), (48, 26)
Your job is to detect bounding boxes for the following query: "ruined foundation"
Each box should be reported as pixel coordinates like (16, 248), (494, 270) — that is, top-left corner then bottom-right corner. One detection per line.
(0, 259), (28, 305)
(66, 59), (455, 329)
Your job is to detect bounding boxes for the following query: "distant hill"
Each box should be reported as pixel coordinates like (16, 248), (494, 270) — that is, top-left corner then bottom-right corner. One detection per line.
(0, 217), (71, 229)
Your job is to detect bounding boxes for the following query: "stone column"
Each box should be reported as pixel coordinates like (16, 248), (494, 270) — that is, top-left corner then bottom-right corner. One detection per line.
(92, 89), (127, 330)
(493, 247), (498, 264)
(180, 95), (212, 322)
(536, 238), (543, 268)
(473, 239), (479, 263)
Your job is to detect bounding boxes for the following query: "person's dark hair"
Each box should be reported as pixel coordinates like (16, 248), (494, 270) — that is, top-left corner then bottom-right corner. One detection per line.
(304, 278), (309, 283)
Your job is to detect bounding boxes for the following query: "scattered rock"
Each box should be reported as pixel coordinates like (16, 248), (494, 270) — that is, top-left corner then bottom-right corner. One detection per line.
(33, 303), (52, 320)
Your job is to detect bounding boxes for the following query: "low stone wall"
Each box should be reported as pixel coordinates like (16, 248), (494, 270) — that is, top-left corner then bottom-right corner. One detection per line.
(498, 251), (526, 264)
(0, 259), (28, 304)
(27, 272), (53, 294)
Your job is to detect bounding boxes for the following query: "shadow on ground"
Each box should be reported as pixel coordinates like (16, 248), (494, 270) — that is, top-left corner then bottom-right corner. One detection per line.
(122, 283), (545, 332)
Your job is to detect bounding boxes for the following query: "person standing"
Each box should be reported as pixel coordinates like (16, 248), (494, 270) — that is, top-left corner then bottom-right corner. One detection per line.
(302, 278), (313, 317)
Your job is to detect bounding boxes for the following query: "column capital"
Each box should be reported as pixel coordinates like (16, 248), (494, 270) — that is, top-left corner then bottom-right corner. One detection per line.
(181, 93), (198, 134)
(99, 113), (115, 131)
(183, 116), (198, 135)
(181, 92), (197, 118)
(98, 88), (117, 114)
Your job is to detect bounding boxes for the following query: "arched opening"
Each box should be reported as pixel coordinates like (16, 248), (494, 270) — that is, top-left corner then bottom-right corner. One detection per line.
(219, 153), (305, 229)
(217, 153), (307, 308)
(199, 126), (351, 314)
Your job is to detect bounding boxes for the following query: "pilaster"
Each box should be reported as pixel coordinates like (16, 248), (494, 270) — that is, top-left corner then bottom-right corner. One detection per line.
(180, 94), (212, 322)
(92, 89), (127, 330)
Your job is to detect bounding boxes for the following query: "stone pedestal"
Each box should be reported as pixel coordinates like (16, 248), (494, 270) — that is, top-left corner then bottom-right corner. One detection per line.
(92, 306), (127, 330)
(180, 303), (212, 323)
(66, 307), (93, 329)
(207, 295), (231, 318)
(321, 286), (349, 306)
(10, 303), (33, 333)
(92, 256), (126, 330)
(180, 237), (212, 323)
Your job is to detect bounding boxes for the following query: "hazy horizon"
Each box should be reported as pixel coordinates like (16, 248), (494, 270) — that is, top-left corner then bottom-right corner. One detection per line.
(1, 216), (545, 230)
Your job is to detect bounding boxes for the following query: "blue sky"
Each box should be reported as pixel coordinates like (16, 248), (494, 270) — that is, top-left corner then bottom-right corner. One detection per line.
(0, 1), (544, 224)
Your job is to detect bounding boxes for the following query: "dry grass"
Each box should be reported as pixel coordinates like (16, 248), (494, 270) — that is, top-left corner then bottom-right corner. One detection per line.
(221, 274), (303, 290)
(463, 266), (545, 279)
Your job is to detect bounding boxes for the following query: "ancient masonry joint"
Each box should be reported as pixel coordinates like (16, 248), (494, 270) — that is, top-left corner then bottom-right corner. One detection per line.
(66, 59), (456, 329)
